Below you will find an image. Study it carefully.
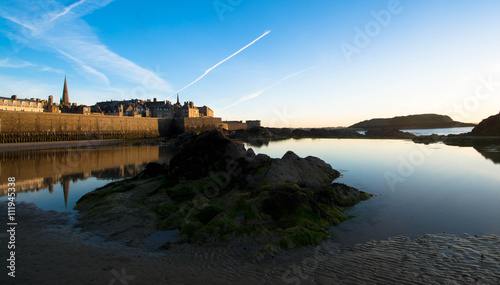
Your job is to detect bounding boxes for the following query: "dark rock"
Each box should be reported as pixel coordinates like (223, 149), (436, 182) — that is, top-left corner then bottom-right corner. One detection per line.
(229, 126), (364, 143)
(75, 129), (370, 249)
(256, 151), (340, 185)
(330, 183), (371, 207)
(142, 162), (165, 178)
(157, 242), (171, 250)
(471, 112), (500, 136)
(365, 128), (416, 139)
(168, 129), (246, 180)
(349, 114), (475, 130)
(412, 134), (446, 144)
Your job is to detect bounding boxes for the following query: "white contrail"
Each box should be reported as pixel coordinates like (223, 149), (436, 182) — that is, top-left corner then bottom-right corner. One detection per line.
(48, 0), (87, 23)
(173, 30), (271, 95)
(219, 66), (315, 111)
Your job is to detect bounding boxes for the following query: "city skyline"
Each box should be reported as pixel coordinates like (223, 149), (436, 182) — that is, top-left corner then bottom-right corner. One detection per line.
(1, 1), (500, 127)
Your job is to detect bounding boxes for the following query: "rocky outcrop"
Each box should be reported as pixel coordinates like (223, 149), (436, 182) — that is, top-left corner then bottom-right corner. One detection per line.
(75, 130), (370, 249)
(350, 114), (475, 130)
(365, 129), (416, 139)
(257, 151), (340, 185)
(228, 127), (364, 145)
(438, 112), (500, 147)
(471, 112), (500, 136)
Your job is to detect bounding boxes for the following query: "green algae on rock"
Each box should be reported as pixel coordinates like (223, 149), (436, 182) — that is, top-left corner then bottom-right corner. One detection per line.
(75, 130), (371, 249)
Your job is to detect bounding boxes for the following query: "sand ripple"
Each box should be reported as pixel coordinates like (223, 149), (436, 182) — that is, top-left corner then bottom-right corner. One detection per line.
(1, 202), (499, 284)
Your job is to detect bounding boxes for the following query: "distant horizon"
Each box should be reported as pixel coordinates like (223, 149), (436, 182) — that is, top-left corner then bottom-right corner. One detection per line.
(0, 90), (486, 127)
(1, 1), (499, 127)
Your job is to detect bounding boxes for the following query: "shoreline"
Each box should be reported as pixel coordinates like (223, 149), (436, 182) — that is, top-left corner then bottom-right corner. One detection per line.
(0, 137), (168, 152)
(1, 201), (499, 284)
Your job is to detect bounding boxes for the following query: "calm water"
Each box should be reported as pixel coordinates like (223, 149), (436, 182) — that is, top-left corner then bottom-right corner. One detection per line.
(0, 145), (174, 212)
(246, 138), (500, 245)
(357, 126), (474, 136)
(1, 136), (499, 245)
(401, 126), (474, 136)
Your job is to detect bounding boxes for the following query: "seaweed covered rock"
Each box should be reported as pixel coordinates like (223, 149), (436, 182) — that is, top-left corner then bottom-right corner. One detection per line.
(75, 129), (371, 249)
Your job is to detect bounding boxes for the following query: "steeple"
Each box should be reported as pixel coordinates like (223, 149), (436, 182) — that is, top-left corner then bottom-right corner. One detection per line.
(62, 179), (70, 208)
(61, 76), (70, 105)
(176, 93), (180, 105)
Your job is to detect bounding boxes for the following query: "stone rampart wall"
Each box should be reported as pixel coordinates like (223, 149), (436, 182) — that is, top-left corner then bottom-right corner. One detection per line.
(0, 111), (174, 143)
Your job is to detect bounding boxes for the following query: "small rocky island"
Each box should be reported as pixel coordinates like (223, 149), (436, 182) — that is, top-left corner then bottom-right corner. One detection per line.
(75, 130), (370, 249)
(349, 113), (475, 130)
(413, 111), (500, 146)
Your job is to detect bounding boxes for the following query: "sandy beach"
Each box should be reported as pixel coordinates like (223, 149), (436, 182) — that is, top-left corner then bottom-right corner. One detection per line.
(1, 201), (499, 284)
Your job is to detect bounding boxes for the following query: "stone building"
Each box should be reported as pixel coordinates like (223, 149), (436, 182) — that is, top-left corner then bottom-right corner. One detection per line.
(45, 95), (61, 113)
(0, 95), (45, 112)
(222, 120), (262, 131)
(246, 120), (261, 129)
(180, 101), (200, 118)
(198, 105), (214, 117)
(146, 98), (174, 119)
(95, 94), (214, 119)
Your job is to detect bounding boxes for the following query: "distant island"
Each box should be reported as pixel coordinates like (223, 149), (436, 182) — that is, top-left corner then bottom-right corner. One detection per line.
(409, 111), (500, 147)
(349, 114), (475, 130)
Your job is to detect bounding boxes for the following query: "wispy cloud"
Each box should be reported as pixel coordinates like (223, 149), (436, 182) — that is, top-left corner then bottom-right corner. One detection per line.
(56, 49), (110, 84)
(0, 74), (59, 99)
(0, 58), (33, 68)
(174, 30), (271, 95)
(48, 0), (87, 24)
(219, 66), (315, 111)
(0, 0), (172, 94)
(0, 57), (64, 74)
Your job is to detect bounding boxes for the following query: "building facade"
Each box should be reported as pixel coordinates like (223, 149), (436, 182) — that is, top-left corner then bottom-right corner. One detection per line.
(1, 95), (45, 112)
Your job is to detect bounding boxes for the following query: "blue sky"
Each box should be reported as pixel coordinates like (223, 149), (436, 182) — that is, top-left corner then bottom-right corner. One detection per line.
(1, 0), (500, 127)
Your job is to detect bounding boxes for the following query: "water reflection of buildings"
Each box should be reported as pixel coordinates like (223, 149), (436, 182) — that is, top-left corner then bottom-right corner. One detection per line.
(0, 146), (173, 207)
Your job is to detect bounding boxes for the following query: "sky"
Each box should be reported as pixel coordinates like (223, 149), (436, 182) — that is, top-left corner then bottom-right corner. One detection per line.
(1, 0), (500, 127)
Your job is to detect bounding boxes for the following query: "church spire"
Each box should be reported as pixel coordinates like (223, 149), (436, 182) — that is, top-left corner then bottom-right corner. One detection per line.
(61, 76), (70, 105)
(176, 93), (180, 105)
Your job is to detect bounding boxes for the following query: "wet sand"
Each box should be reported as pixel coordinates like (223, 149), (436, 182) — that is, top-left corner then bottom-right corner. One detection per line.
(0, 201), (499, 284)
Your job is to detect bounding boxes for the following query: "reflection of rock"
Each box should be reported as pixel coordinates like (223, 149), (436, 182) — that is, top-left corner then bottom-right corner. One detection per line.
(412, 134), (448, 144)
(76, 130), (371, 249)
(473, 146), (500, 164)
